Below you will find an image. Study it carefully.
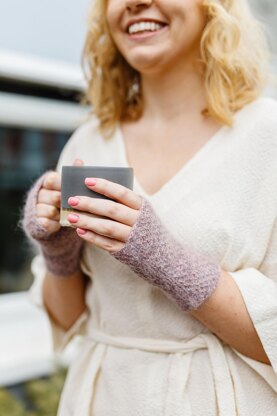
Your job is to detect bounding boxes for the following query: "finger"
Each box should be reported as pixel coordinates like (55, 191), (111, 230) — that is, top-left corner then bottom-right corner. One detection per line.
(37, 189), (61, 208)
(84, 178), (142, 210)
(76, 228), (124, 253)
(67, 196), (138, 227)
(73, 159), (84, 166)
(67, 212), (131, 242)
(43, 171), (61, 191)
(37, 203), (60, 221)
(37, 217), (61, 234)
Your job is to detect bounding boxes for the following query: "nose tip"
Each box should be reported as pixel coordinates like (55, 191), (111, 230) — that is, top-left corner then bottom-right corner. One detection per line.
(126, 0), (153, 11)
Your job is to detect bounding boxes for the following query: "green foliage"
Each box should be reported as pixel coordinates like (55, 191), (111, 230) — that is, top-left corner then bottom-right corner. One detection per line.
(0, 389), (29, 416)
(0, 368), (67, 416)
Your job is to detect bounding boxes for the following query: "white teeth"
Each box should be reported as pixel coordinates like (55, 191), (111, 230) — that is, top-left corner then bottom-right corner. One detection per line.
(128, 21), (165, 34)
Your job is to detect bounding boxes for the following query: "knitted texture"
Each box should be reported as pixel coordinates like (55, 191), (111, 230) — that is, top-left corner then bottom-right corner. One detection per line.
(111, 197), (221, 311)
(22, 172), (83, 277)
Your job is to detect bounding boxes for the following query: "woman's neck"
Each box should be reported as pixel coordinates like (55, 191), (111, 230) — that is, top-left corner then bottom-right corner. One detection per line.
(140, 59), (207, 126)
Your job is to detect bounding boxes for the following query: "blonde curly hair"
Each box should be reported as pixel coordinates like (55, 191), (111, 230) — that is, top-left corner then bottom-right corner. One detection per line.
(82, 0), (271, 139)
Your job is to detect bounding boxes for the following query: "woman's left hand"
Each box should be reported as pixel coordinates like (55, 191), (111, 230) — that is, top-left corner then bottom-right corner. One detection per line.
(67, 177), (143, 253)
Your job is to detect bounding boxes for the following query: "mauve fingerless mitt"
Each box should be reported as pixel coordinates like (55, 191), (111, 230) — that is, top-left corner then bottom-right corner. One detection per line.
(22, 172), (83, 277)
(110, 197), (221, 311)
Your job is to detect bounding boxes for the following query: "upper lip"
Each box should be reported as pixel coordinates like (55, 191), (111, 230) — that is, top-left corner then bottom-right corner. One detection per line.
(125, 18), (168, 33)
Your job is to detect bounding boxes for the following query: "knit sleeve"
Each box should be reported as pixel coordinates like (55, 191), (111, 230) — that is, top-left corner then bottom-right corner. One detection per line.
(229, 216), (277, 373)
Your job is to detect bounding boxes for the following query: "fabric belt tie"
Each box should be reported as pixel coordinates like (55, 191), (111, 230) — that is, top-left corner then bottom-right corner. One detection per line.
(74, 329), (237, 416)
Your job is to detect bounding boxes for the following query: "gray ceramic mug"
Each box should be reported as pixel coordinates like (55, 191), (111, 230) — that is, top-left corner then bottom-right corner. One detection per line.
(60, 166), (134, 227)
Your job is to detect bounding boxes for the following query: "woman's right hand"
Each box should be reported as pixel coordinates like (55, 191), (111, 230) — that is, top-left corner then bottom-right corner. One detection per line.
(36, 159), (83, 235)
(36, 171), (62, 234)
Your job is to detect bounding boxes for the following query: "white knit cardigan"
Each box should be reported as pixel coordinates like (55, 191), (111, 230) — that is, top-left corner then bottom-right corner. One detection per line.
(30, 96), (277, 415)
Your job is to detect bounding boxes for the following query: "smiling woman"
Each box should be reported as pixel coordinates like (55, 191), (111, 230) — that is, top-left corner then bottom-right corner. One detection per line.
(83, 0), (269, 137)
(21, 0), (277, 415)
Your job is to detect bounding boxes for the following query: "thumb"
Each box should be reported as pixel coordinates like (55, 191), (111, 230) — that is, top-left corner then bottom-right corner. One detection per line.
(73, 158), (84, 166)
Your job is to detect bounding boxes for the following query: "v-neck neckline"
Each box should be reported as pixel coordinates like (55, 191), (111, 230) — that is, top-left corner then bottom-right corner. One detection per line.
(116, 122), (229, 200)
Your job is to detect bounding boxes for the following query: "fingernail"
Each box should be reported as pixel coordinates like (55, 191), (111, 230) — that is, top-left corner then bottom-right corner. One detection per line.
(68, 197), (80, 206)
(85, 178), (97, 186)
(77, 228), (87, 235)
(74, 159), (83, 166)
(68, 214), (79, 223)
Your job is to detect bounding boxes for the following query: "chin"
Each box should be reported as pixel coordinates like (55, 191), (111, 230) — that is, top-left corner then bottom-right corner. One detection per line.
(125, 52), (167, 75)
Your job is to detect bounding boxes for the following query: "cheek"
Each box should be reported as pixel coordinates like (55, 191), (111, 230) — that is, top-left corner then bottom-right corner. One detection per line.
(193, 1), (207, 34)
(106, 8), (115, 34)
(106, 0), (121, 35)
(175, 4), (206, 46)
(106, 6), (127, 57)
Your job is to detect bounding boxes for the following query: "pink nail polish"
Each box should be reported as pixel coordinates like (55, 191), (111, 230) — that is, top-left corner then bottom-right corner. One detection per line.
(68, 213), (79, 223)
(68, 197), (80, 206)
(85, 178), (97, 186)
(77, 228), (87, 235)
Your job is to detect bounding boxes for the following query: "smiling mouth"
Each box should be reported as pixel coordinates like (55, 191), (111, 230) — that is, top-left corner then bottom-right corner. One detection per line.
(127, 21), (167, 32)
(126, 24), (168, 40)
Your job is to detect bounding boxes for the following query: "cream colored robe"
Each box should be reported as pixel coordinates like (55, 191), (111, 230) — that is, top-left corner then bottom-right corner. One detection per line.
(30, 96), (277, 415)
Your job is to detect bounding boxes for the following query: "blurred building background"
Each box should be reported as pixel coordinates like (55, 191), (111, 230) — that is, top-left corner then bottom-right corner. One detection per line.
(251, 0), (277, 52)
(0, 0), (91, 400)
(0, 0), (90, 63)
(0, 0), (90, 294)
(0, 0), (276, 412)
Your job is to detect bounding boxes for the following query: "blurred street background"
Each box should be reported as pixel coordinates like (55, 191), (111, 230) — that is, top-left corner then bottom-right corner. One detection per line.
(0, 0), (276, 414)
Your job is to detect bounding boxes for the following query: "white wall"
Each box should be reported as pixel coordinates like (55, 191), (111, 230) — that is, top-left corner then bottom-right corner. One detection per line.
(0, 0), (91, 64)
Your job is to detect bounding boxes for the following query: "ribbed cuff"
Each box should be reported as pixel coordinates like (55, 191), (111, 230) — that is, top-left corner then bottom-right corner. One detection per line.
(111, 197), (221, 311)
(22, 171), (83, 277)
